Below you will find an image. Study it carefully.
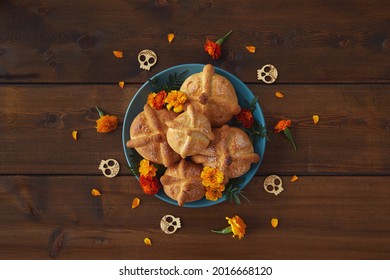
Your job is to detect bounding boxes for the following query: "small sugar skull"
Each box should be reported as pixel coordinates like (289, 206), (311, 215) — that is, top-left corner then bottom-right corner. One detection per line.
(160, 215), (181, 234)
(138, 49), (157, 71)
(257, 64), (278, 84)
(98, 159), (120, 178)
(264, 175), (284, 196)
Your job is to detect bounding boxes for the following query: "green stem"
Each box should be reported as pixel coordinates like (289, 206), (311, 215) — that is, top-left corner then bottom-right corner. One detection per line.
(95, 106), (105, 117)
(216, 30), (233, 45)
(211, 226), (232, 235)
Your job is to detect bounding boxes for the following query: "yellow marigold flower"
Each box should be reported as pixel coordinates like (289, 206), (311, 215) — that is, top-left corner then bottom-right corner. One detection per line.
(96, 115), (118, 133)
(205, 186), (224, 201)
(201, 166), (224, 188)
(226, 215), (246, 239)
(139, 159), (157, 177)
(165, 90), (187, 113)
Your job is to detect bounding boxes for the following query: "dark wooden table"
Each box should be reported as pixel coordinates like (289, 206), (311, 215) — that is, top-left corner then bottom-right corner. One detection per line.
(1, 0), (389, 260)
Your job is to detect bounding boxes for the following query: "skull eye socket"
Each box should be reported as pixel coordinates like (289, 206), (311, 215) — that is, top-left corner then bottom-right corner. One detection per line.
(264, 75), (273, 82)
(168, 226), (176, 232)
(263, 66), (271, 72)
(104, 169), (112, 176)
(266, 184), (274, 192)
(274, 178), (281, 185)
(139, 54), (146, 61)
(107, 160), (115, 167)
(148, 57), (155, 64)
(165, 216), (173, 223)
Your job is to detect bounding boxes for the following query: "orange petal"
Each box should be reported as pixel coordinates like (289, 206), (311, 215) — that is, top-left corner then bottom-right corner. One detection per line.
(246, 46), (256, 53)
(132, 197), (140, 209)
(113, 50), (123, 58)
(275, 91), (284, 98)
(291, 175), (299, 182)
(167, 33), (175, 43)
(144, 237), (152, 246)
(91, 188), (101, 196)
(313, 115), (320, 124)
(271, 218), (279, 228)
(118, 81), (125, 88)
(71, 130), (78, 140)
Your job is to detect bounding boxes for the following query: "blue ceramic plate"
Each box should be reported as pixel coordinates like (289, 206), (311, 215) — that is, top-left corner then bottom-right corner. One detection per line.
(122, 64), (266, 207)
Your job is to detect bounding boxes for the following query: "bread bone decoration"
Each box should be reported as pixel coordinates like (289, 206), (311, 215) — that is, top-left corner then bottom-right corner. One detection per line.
(166, 104), (215, 158)
(160, 159), (205, 206)
(192, 125), (260, 184)
(180, 64), (241, 127)
(126, 104), (181, 167)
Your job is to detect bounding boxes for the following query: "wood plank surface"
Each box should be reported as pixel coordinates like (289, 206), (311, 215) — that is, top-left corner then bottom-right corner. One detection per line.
(1, 84), (389, 175)
(0, 176), (389, 260)
(1, 0), (390, 83)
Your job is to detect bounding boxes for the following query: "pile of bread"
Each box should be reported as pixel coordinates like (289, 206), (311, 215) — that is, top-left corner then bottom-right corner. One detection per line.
(126, 64), (260, 206)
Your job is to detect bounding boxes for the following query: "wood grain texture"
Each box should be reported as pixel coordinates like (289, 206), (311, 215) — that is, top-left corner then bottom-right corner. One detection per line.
(1, 0), (390, 83)
(0, 176), (389, 260)
(1, 84), (389, 175)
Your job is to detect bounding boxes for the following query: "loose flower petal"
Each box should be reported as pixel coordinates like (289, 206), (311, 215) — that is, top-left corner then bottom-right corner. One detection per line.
(271, 218), (279, 228)
(275, 91), (285, 98)
(246, 46), (256, 53)
(132, 197), (140, 209)
(167, 33), (175, 43)
(291, 175), (299, 182)
(71, 130), (78, 140)
(113, 50), (123, 58)
(144, 237), (152, 246)
(118, 81), (125, 88)
(91, 188), (101, 196)
(313, 114), (320, 124)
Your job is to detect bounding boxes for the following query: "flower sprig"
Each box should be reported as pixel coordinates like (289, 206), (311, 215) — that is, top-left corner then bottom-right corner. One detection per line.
(204, 31), (232, 60)
(234, 97), (269, 142)
(212, 215), (247, 239)
(274, 119), (297, 151)
(95, 106), (119, 133)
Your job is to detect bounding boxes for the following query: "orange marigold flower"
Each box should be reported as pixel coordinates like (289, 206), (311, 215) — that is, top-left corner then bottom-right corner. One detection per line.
(226, 215), (246, 239)
(204, 39), (222, 60)
(96, 115), (118, 133)
(204, 31), (232, 60)
(274, 119), (291, 133)
(139, 159), (157, 177)
(139, 175), (161, 195)
(235, 108), (254, 128)
(147, 90), (167, 110)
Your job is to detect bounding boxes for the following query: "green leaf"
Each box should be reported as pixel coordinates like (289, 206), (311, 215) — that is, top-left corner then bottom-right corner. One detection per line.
(149, 70), (189, 92)
(283, 127), (297, 151)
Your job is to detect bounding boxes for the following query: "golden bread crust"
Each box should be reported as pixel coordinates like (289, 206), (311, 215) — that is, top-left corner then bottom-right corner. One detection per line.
(160, 160), (205, 206)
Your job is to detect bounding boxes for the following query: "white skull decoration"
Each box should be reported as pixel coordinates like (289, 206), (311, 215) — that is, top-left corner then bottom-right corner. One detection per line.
(160, 215), (181, 234)
(138, 49), (157, 71)
(257, 64), (278, 84)
(98, 159), (120, 178)
(264, 175), (284, 196)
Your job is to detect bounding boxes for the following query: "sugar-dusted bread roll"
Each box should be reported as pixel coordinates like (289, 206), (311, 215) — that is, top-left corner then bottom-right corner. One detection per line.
(166, 104), (214, 159)
(160, 159), (205, 206)
(192, 125), (260, 184)
(126, 104), (181, 167)
(180, 64), (241, 127)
